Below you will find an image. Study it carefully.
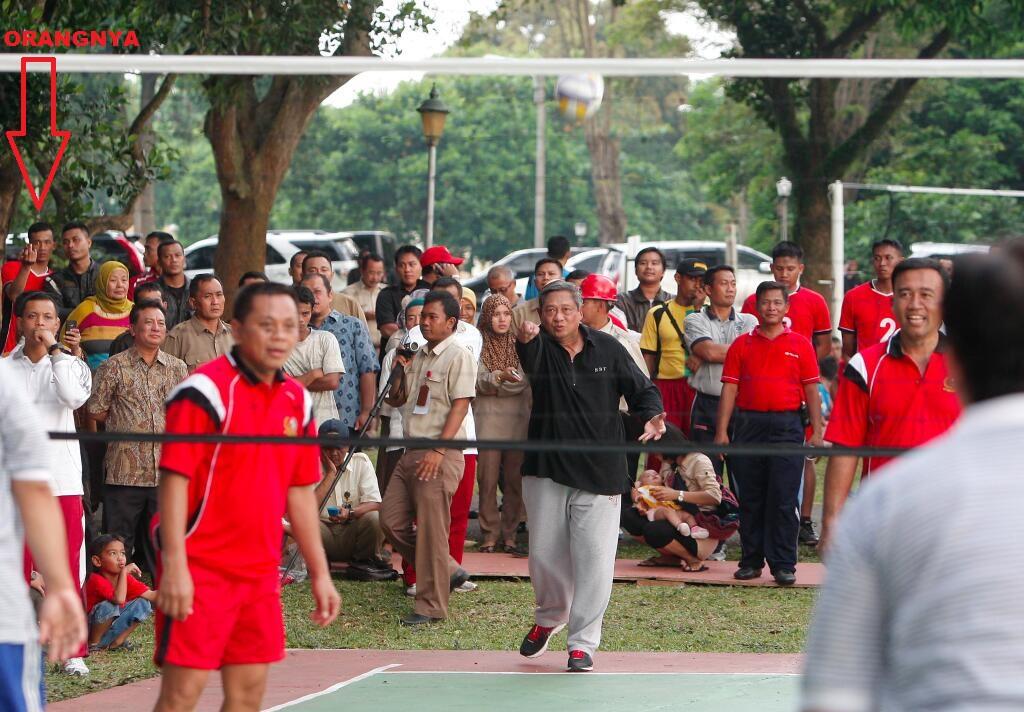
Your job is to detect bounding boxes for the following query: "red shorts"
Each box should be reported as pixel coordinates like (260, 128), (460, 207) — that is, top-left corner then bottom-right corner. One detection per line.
(154, 565), (284, 670)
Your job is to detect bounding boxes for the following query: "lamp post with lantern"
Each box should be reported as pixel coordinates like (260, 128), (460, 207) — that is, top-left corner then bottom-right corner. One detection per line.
(418, 84), (450, 248)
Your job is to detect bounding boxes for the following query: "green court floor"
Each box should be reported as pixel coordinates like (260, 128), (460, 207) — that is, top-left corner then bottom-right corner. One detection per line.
(281, 672), (798, 711)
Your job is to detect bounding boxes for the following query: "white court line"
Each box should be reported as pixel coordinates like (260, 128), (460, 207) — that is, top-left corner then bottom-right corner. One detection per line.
(261, 663), (402, 711)
(388, 670), (799, 676)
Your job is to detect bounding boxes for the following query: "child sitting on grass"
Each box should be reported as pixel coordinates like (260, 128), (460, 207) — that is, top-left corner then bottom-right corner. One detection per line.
(83, 534), (157, 651)
(633, 469), (710, 540)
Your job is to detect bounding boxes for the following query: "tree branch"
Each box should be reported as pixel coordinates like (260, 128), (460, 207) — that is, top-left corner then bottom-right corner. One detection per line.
(824, 27), (951, 177)
(761, 78), (811, 175)
(824, 7), (886, 57)
(128, 73), (177, 140)
(792, 0), (827, 50)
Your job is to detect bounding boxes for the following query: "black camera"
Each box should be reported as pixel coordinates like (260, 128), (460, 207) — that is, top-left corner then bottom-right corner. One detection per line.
(396, 341), (420, 360)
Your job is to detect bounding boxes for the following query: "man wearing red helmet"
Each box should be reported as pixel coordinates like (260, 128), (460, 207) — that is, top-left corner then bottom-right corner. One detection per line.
(419, 246), (463, 288)
(580, 274), (647, 376)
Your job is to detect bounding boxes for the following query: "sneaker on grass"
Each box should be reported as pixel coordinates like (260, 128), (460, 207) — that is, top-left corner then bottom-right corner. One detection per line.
(62, 657), (89, 676)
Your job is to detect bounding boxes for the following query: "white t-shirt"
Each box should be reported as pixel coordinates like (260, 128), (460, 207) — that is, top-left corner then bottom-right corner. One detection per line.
(284, 330), (345, 426)
(322, 452), (381, 519)
(406, 322), (481, 454)
(0, 361), (54, 644)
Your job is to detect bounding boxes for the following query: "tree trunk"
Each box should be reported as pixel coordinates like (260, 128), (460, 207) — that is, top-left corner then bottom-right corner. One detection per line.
(0, 160), (21, 244)
(584, 85), (626, 245)
(133, 74), (158, 236)
(794, 177), (836, 306)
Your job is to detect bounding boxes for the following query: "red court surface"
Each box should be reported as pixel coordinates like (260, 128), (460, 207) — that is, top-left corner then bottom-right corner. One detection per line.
(51, 649), (804, 711)
(391, 552), (825, 588)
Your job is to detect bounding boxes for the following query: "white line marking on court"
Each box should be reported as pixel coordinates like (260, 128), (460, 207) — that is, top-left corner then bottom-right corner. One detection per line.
(261, 663), (402, 711)
(388, 670), (799, 676)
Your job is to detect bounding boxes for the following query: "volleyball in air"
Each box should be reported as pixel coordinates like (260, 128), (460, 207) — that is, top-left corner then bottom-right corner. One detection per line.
(555, 74), (604, 121)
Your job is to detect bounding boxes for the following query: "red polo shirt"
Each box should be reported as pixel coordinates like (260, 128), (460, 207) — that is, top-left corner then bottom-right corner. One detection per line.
(838, 280), (896, 352)
(721, 327), (820, 411)
(1, 261), (55, 354)
(825, 332), (961, 477)
(743, 285), (831, 344)
(156, 349), (320, 578)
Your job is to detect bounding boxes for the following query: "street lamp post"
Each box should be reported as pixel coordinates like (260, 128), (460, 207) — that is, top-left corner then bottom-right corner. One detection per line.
(418, 84), (450, 249)
(776, 176), (792, 242)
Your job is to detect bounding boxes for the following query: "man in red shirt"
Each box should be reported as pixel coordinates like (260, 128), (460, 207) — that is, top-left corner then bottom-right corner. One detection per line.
(839, 238), (903, 360)
(152, 282), (340, 712)
(1, 222), (61, 355)
(742, 240), (831, 545)
(820, 258), (960, 554)
(716, 281), (824, 586)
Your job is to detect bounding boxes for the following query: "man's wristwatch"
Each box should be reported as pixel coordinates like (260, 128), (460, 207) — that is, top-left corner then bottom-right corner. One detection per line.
(676, 490), (686, 504)
(47, 342), (63, 355)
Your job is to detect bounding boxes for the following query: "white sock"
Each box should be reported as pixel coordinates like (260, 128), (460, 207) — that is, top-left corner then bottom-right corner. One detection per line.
(676, 522), (691, 537)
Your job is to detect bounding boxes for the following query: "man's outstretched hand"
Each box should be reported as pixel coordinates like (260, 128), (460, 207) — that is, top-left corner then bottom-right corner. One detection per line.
(638, 413), (667, 443)
(517, 320), (540, 344)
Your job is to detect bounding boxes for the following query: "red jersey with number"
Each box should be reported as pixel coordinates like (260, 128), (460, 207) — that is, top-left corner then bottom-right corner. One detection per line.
(838, 280), (896, 352)
(84, 572), (150, 613)
(155, 349), (320, 578)
(1, 262), (55, 354)
(825, 332), (961, 477)
(721, 327), (820, 411)
(742, 285), (831, 344)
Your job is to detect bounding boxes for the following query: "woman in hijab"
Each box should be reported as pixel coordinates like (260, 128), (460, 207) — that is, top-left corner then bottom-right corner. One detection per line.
(62, 261), (133, 369)
(474, 294), (531, 555)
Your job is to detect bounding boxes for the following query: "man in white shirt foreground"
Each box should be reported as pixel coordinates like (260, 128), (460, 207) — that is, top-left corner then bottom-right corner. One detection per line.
(803, 252), (1024, 711)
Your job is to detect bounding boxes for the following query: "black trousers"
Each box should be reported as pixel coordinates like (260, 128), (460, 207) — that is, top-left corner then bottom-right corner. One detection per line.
(619, 499), (698, 557)
(690, 391), (728, 481)
(728, 409), (803, 573)
(103, 484), (158, 575)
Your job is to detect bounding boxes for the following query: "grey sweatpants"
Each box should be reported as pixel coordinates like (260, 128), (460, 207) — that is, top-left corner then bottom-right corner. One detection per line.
(522, 475), (621, 656)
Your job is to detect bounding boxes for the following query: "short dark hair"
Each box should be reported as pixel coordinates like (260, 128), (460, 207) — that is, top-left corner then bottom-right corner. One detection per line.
(872, 238), (904, 255)
(423, 290), (460, 322)
(130, 299), (167, 325)
(157, 239), (184, 259)
(535, 257), (562, 275)
(703, 264), (735, 287)
(234, 282), (299, 323)
(134, 281), (163, 300)
(61, 221), (90, 238)
(238, 271), (269, 287)
(301, 250), (333, 269)
(27, 222), (53, 240)
(14, 291), (59, 317)
(145, 230), (174, 244)
(945, 254), (1024, 402)
(566, 269), (590, 282)
(301, 272), (333, 294)
(294, 285), (316, 309)
(395, 245), (422, 264)
(432, 276), (463, 298)
(189, 273), (221, 298)
(635, 247), (666, 270)
(289, 250), (308, 270)
(547, 235), (571, 260)
(755, 280), (789, 304)
(892, 257), (949, 294)
(89, 533), (124, 560)
(771, 241), (803, 262)
(819, 355), (839, 381)
(363, 252), (385, 267)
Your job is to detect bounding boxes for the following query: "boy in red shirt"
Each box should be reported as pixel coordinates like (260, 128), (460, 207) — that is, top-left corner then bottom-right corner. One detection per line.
(1, 222), (61, 355)
(716, 281), (824, 586)
(84, 534), (157, 651)
(152, 283), (340, 712)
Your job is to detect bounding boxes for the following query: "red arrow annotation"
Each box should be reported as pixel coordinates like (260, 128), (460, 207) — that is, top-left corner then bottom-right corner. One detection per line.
(5, 56), (71, 212)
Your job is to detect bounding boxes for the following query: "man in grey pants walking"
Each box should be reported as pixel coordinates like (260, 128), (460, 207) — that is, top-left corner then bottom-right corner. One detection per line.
(515, 280), (665, 672)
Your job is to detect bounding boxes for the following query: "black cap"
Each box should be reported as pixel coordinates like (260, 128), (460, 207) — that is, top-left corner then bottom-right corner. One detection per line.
(318, 419), (346, 439)
(676, 258), (709, 277)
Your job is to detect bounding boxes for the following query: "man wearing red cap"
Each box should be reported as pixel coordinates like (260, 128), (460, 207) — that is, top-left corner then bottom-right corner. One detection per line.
(580, 274), (647, 376)
(419, 246), (463, 288)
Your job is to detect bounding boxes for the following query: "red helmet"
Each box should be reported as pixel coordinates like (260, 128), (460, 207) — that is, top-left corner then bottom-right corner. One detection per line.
(580, 273), (618, 302)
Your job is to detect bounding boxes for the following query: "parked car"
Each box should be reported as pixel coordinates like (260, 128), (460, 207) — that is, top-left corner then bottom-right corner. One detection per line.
(5, 230), (144, 277)
(909, 241), (990, 259)
(608, 240), (772, 307)
(184, 230), (357, 288)
(463, 246), (594, 299)
(344, 230), (399, 282)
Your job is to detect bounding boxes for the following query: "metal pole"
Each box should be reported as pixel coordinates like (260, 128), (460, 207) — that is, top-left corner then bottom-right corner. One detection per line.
(534, 75), (546, 249)
(830, 180), (845, 332)
(725, 222), (738, 268)
(780, 199), (789, 242)
(425, 142), (437, 248)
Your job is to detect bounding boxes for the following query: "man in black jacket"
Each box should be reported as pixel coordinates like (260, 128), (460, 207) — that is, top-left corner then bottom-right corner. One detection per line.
(514, 280), (665, 673)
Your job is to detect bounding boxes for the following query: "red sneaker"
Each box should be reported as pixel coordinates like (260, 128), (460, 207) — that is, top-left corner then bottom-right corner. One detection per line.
(519, 623), (566, 658)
